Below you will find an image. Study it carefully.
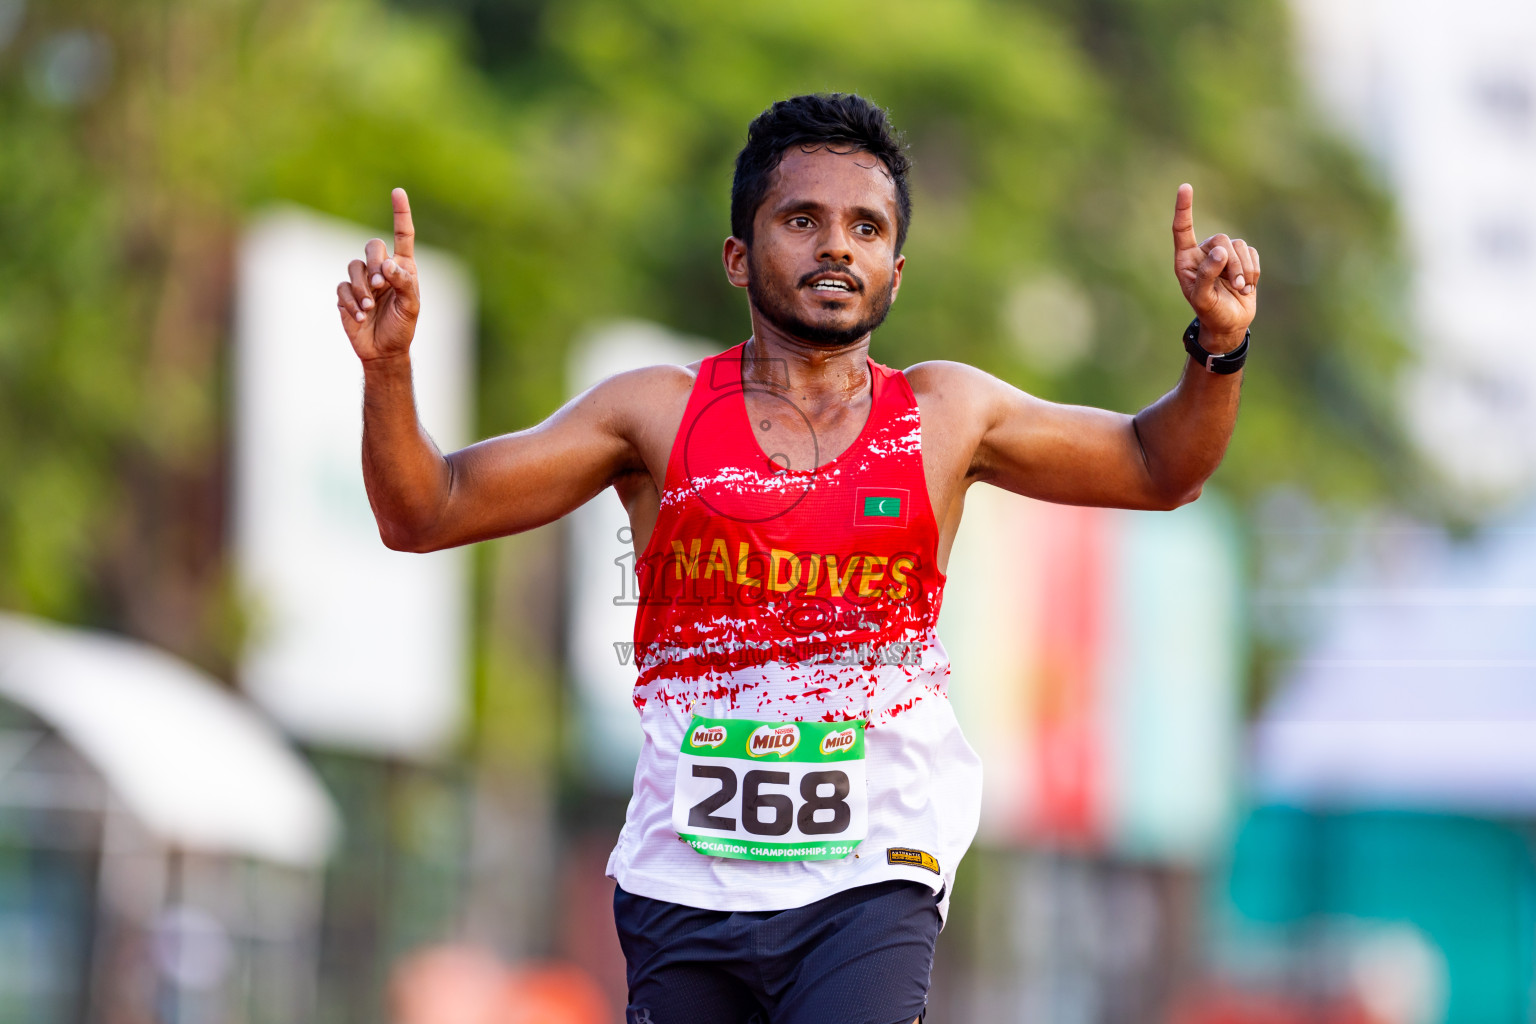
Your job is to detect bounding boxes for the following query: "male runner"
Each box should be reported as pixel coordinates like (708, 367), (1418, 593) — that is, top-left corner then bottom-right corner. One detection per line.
(337, 93), (1257, 1024)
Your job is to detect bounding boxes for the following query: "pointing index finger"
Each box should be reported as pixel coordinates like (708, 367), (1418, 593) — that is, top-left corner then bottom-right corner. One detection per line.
(1172, 182), (1197, 253)
(391, 187), (415, 259)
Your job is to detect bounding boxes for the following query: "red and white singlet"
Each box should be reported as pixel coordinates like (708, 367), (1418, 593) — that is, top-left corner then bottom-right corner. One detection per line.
(605, 341), (982, 916)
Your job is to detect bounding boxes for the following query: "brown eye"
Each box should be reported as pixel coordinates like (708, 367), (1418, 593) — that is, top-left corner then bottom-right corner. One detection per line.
(790, 216), (812, 228)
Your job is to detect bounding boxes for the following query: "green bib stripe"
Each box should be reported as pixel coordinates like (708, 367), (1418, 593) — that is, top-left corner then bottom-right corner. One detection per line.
(675, 835), (862, 861)
(682, 715), (866, 763)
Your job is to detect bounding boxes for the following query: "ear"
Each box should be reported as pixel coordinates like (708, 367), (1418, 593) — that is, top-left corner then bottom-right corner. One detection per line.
(889, 253), (905, 303)
(723, 236), (750, 289)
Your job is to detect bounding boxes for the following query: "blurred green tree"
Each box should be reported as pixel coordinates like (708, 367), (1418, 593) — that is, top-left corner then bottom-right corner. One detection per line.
(0, 0), (545, 671)
(0, 0), (1412, 673)
(418, 0), (1413, 503)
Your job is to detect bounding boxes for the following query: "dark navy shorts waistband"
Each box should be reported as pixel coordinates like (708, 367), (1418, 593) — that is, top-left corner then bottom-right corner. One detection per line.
(614, 879), (941, 1024)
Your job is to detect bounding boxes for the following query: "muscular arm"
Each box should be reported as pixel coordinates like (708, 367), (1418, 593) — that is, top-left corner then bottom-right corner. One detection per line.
(1125, 341), (1244, 506)
(917, 182), (1257, 512)
(358, 354), (453, 549)
(359, 357), (650, 552)
(337, 188), (677, 553)
(920, 344), (1240, 512)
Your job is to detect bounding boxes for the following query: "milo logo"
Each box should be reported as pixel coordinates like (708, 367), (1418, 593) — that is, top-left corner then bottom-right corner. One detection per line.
(747, 724), (800, 758)
(820, 728), (857, 756)
(690, 724), (727, 749)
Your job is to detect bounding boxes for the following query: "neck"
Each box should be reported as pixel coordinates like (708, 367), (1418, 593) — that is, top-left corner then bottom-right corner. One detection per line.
(742, 315), (871, 403)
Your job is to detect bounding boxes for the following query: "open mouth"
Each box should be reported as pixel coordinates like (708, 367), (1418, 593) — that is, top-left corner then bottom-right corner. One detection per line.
(804, 273), (861, 294)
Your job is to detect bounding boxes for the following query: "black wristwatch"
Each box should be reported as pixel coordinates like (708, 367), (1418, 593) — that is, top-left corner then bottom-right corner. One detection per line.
(1182, 317), (1249, 374)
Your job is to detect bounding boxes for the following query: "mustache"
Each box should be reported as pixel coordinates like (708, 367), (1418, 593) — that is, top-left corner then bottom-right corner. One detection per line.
(797, 263), (864, 291)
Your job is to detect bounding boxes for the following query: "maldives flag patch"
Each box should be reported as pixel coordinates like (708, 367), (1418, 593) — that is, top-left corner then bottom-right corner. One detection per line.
(854, 486), (910, 527)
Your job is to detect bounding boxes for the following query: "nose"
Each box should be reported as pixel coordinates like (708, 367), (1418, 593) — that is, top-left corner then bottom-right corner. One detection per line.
(816, 223), (854, 265)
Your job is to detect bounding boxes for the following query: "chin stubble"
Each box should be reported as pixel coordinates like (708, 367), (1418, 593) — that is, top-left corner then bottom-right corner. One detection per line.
(746, 262), (895, 348)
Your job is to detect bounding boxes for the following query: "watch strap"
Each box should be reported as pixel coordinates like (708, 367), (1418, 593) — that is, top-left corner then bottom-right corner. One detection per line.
(1182, 317), (1249, 374)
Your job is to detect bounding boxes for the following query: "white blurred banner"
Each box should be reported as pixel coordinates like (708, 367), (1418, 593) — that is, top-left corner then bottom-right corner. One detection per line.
(234, 206), (472, 759)
(565, 322), (713, 789)
(941, 488), (1245, 863)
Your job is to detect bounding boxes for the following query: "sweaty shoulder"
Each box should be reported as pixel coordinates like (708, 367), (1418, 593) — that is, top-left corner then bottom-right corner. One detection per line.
(586, 361), (697, 425)
(597, 360), (699, 397)
(902, 359), (1011, 430)
(902, 359), (991, 396)
(580, 361), (701, 475)
(902, 360), (1035, 483)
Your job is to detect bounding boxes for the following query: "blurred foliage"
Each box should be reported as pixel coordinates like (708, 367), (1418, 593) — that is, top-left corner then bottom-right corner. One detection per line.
(419, 0), (1415, 503)
(0, 0), (1414, 670)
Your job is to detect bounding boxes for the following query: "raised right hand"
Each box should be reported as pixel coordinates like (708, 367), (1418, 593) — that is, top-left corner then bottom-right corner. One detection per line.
(337, 187), (420, 362)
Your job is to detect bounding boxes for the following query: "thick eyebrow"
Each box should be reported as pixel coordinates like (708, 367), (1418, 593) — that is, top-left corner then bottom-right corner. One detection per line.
(848, 204), (892, 229)
(771, 197), (893, 230)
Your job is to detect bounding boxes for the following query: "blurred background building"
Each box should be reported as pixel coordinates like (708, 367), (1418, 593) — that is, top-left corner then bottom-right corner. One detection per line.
(1, 0), (1533, 1021)
(1292, 0), (1536, 503)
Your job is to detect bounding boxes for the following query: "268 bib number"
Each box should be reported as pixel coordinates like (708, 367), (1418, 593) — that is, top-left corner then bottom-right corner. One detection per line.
(672, 716), (867, 861)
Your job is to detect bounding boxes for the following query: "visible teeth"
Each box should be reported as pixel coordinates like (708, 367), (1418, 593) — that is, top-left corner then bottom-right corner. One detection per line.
(812, 281), (852, 291)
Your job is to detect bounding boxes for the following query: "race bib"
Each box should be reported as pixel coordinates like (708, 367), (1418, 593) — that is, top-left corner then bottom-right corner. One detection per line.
(673, 715), (867, 861)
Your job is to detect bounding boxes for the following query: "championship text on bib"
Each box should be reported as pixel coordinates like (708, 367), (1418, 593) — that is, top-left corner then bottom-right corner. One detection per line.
(673, 716), (868, 861)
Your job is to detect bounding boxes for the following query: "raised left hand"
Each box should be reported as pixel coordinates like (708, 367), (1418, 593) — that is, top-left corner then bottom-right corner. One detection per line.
(1172, 183), (1258, 347)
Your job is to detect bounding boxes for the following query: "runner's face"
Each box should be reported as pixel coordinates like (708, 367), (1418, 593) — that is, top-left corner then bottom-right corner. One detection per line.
(739, 147), (904, 348)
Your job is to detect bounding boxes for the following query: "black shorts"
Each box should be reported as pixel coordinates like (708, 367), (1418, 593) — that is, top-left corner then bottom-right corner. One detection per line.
(613, 879), (941, 1024)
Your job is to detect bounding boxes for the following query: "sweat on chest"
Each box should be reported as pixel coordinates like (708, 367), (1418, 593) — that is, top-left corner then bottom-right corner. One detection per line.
(743, 387), (872, 472)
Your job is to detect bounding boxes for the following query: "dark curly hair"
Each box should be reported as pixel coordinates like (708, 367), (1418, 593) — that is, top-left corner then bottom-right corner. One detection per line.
(731, 93), (912, 254)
